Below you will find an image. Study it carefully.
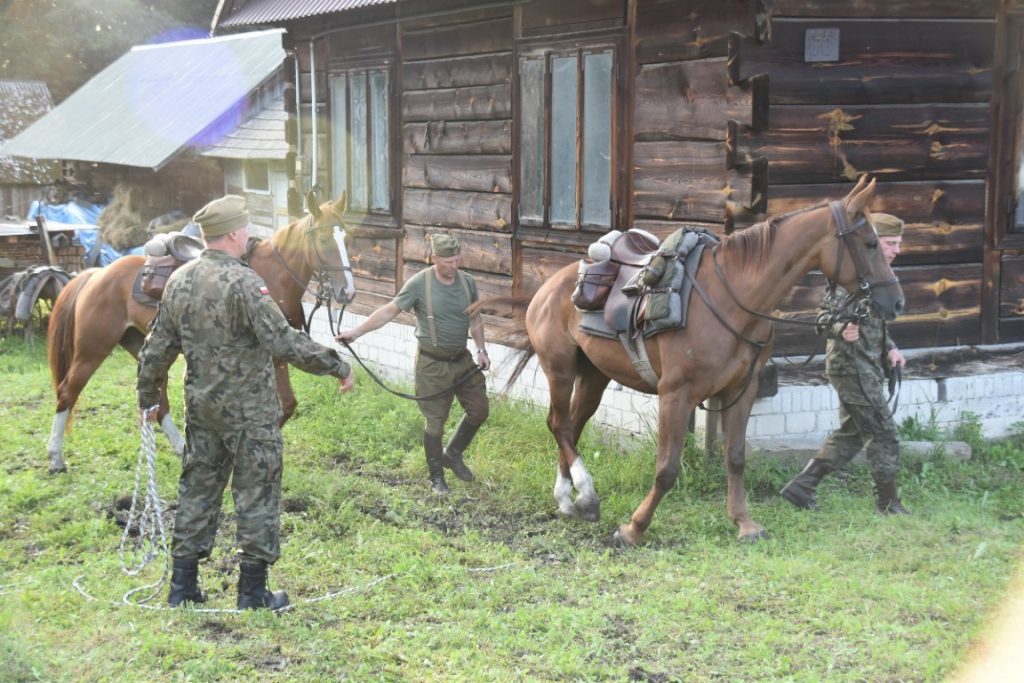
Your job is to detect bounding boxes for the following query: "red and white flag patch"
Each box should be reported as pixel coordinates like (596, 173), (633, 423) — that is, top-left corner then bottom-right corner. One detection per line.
(259, 286), (269, 295)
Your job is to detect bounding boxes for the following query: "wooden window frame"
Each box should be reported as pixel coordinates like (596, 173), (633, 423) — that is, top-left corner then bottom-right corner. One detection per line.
(994, 8), (1024, 249)
(514, 33), (625, 235)
(329, 58), (398, 228)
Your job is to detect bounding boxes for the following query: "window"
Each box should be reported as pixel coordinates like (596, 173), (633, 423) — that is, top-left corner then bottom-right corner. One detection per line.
(330, 65), (392, 216)
(997, 9), (1024, 245)
(519, 45), (616, 230)
(243, 160), (269, 192)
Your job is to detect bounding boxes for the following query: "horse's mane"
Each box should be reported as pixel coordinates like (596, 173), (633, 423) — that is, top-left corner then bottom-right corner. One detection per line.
(719, 202), (829, 270)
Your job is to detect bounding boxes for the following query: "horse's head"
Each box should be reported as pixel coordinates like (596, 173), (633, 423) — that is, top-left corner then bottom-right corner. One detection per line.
(302, 189), (356, 305)
(819, 177), (905, 321)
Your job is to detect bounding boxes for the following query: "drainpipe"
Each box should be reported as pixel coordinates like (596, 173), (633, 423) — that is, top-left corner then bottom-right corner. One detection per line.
(310, 39), (318, 190)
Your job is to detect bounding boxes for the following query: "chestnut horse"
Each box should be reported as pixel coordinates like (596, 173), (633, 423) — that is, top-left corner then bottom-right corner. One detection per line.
(45, 192), (355, 473)
(473, 177), (904, 545)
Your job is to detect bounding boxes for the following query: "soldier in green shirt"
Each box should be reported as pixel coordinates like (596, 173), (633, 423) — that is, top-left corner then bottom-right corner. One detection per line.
(780, 213), (909, 515)
(137, 195), (355, 610)
(337, 233), (490, 495)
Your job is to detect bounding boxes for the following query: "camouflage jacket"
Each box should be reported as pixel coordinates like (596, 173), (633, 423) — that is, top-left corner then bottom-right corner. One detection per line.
(822, 284), (897, 381)
(137, 249), (351, 430)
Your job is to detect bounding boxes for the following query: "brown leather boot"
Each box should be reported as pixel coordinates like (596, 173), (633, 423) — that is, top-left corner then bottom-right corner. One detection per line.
(442, 417), (479, 482)
(424, 431), (449, 495)
(779, 459), (831, 511)
(874, 479), (910, 515)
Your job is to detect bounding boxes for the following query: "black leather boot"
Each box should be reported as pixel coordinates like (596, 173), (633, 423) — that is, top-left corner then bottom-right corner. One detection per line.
(167, 556), (207, 607)
(779, 459), (832, 511)
(424, 431), (449, 495)
(442, 417), (479, 482)
(874, 479), (910, 515)
(237, 560), (289, 611)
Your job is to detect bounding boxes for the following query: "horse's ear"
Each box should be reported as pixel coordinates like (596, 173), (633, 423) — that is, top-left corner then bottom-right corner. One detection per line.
(306, 190), (321, 219)
(844, 176), (875, 217)
(333, 190), (348, 217)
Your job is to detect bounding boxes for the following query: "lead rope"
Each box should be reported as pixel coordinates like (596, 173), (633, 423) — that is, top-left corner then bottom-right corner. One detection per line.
(117, 405), (169, 604)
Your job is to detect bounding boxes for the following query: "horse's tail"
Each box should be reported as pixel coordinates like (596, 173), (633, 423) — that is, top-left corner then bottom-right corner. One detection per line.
(468, 296), (535, 391)
(47, 270), (95, 395)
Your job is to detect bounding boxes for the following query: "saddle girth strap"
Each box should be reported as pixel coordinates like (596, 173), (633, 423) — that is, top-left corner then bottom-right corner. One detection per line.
(617, 332), (660, 391)
(424, 269), (472, 347)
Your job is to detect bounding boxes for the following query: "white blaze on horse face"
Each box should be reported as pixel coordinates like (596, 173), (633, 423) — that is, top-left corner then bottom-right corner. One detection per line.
(333, 226), (356, 303)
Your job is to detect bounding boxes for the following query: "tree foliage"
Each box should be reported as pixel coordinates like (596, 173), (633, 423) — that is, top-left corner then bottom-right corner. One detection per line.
(0, 0), (221, 102)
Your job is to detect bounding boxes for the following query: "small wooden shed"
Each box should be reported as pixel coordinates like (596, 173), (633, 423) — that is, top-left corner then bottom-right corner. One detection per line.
(0, 80), (58, 220)
(213, 0), (1023, 355)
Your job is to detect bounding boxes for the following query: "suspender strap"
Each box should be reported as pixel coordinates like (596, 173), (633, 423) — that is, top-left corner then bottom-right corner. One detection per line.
(424, 269), (473, 347)
(425, 268), (437, 346)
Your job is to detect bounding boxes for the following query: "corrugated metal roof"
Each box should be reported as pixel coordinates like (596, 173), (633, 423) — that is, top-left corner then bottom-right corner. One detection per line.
(0, 30), (285, 170)
(0, 80), (59, 184)
(220, 0), (397, 28)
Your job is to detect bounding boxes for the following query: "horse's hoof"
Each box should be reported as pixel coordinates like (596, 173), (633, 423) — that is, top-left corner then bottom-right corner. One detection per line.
(556, 504), (577, 518)
(612, 525), (641, 548)
(574, 497), (600, 523)
(48, 464), (67, 475)
(738, 529), (770, 543)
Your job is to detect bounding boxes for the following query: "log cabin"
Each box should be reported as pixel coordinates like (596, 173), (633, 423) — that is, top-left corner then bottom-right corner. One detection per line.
(212, 0), (1021, 357)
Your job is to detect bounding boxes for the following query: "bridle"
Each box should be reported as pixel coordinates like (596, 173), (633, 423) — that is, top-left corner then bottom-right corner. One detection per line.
(688, 201), (898, 411)
(270, 208), (355, 335)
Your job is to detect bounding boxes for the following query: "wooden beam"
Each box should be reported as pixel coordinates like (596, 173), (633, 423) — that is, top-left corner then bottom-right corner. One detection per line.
(403, 188), (512, 231)
(732, 19), (994, 105)
(404, 154), (512, 193)
(736, 104), (990, 183)
(403, 120), (512, 155)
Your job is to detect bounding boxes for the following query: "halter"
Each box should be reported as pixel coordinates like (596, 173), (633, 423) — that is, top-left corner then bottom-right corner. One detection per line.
(271, 209), (355, 335)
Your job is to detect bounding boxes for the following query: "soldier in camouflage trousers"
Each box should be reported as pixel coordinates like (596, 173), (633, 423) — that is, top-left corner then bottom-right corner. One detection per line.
(137, 195), (355, 610)
(780, 212), (910, 515)
(336, 233), (490, 496)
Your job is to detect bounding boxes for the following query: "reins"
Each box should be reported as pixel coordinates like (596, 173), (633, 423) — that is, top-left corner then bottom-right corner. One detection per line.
(338, 340), (483, 402)
(260, 211), (354, 335)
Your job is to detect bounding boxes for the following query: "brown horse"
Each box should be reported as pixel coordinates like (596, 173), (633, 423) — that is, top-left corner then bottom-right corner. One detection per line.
(473, 177), (904, 545)
(45, 192), (355, 473)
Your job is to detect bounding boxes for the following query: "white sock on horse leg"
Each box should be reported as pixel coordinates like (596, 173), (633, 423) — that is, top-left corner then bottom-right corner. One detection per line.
(47, 410), (69, 470)
(160, 414), (185, 456)
(570, 457), (597, 503)
(554, 465), (575, 516)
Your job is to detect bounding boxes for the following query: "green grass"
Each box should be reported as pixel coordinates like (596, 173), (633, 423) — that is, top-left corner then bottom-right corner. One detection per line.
(1, 335), (1022, 682)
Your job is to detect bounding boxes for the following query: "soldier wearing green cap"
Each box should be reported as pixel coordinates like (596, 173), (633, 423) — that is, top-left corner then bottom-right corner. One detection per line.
(781, 211), (910, 515)
(337, 232), (490, 495)
(137, 194), (355, 611)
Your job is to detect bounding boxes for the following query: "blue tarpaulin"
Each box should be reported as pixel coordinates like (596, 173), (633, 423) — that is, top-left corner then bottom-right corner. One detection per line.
(27, 200), (145, 266)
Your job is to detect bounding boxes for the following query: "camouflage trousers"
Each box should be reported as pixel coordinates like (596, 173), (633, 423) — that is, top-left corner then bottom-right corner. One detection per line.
(171, 423), (283, 564)
(415, 347), (489, 436)
(818, 374), (900, 482)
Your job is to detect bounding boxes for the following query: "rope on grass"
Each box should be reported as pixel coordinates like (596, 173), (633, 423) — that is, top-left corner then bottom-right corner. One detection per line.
(116, 406), (169, 604)
(70, 560), (520, 613)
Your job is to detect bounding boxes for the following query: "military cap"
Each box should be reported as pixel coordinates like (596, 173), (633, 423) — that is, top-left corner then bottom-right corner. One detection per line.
(430, 233), (460, 257)
(872, 213), (904, 237)
(193, 194), (249, 239)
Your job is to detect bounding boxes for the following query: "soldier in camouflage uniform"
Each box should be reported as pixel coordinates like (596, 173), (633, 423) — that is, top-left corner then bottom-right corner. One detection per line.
(780, 213), (910, 515)
(336, 233), (490, 495)
(136, 195), (355, 610)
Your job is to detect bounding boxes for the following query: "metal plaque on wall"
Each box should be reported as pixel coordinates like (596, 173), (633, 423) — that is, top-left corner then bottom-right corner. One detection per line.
(805, 28), (840, 62)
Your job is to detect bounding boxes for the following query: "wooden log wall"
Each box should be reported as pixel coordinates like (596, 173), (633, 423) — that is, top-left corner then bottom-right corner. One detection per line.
(730, 1), (998, 354)
(632, 0), (769, 238)
(397, 8), (514, 310)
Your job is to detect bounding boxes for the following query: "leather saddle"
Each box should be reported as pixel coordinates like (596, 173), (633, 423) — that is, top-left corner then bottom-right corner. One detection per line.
(132, 232), (204, 307)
